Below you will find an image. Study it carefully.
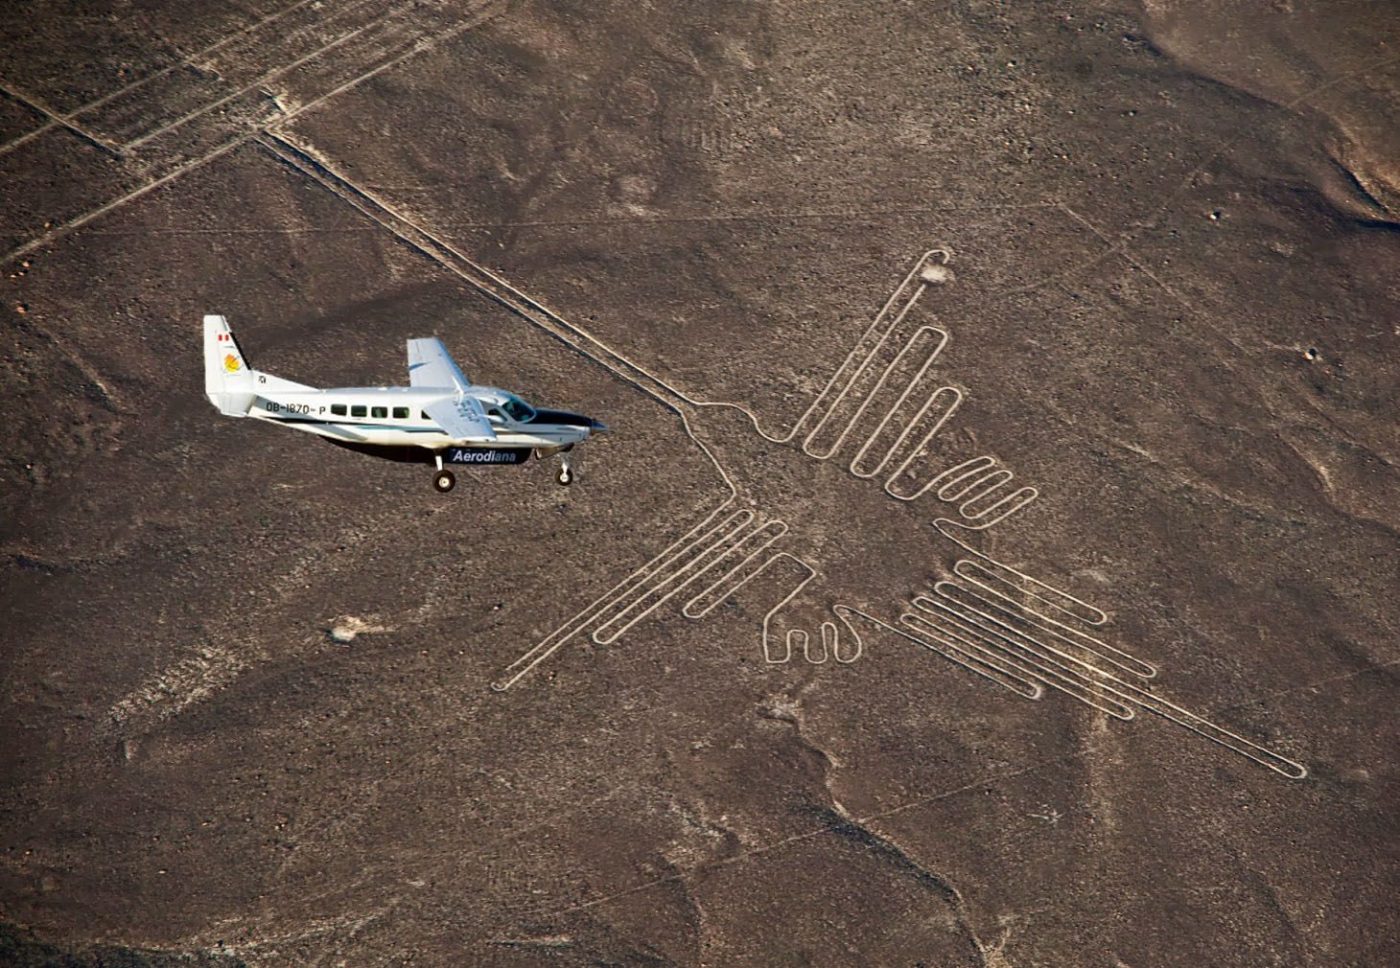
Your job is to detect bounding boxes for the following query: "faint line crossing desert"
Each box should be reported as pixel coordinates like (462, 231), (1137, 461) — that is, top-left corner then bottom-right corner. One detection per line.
(240, 135), (1309, 779)
(4, 1), (1395, 961)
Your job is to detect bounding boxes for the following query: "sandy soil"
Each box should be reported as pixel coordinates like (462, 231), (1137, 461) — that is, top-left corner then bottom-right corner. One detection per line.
(2, 1), (1397, 964)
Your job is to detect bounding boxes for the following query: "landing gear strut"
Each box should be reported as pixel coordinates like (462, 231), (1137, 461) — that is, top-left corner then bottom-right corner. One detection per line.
(535, 445), (575, 487)
(432, 453), (455, 493)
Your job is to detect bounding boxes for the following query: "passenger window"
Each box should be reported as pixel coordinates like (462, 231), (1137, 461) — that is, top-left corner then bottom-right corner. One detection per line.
(351, 405), (367, 418)
(331, 404), (346, 417)
(371, 406), (387, 419)
(392, 407), (409, 419)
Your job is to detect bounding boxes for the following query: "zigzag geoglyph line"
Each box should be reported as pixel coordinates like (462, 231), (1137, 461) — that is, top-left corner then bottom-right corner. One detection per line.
(492, 249), (1040, 685)
(741, 250), (1034, 519)
(858, 521), (1306, 778)
(251, 143), (1305, 777)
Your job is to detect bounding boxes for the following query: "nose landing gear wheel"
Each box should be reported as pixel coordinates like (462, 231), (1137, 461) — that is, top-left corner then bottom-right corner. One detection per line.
(557, 465), (572, 486)
(433, 470), (456, 493)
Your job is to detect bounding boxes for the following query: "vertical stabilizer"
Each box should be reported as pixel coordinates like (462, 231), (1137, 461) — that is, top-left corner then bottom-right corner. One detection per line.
(204, 315), (256, 416)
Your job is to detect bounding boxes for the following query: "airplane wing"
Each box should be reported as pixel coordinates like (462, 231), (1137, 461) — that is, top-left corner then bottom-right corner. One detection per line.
(407, 338), (471, 390)
(423, 396), (497, 443)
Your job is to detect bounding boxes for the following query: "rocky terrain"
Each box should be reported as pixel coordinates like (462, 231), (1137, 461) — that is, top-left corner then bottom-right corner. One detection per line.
(2, 1), (1397, 964)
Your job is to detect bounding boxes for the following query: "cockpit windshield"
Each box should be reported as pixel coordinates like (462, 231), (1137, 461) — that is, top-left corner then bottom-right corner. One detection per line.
(501, 394), (535, 423)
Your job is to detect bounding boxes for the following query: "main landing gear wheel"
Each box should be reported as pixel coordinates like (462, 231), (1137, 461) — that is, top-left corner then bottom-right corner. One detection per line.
(556, 465), (573, 487)
(433, 469), (456, 493)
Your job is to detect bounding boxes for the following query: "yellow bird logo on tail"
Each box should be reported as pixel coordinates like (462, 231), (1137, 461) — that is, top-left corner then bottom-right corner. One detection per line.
(223, 353), (241, 373)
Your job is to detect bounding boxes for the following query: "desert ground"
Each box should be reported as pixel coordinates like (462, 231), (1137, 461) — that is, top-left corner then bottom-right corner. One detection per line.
(2, 1), (1398, 965)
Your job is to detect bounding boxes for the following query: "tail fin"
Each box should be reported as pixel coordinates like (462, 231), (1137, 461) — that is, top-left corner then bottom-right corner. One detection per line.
(204, 314), (256, 416)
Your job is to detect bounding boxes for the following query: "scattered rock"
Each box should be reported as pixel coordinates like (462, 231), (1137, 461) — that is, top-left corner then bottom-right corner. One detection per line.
(327, 615), (388, 645)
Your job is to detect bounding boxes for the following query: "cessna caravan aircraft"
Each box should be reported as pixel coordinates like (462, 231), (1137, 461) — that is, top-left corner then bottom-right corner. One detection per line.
(203, 315), (606, 491)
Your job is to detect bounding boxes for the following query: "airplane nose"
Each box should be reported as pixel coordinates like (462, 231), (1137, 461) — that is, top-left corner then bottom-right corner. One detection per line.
(590, 418), (609, 434)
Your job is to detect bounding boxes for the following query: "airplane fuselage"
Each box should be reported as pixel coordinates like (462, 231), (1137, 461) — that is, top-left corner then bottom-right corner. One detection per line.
(247, 385), (597, 452)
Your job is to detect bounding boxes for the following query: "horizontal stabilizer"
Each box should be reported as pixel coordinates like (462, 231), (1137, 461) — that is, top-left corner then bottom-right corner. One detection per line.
(256, 371), (317, 394)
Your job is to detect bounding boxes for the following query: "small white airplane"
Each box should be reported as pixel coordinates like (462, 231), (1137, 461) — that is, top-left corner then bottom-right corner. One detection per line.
(203, 314), (607, 491)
